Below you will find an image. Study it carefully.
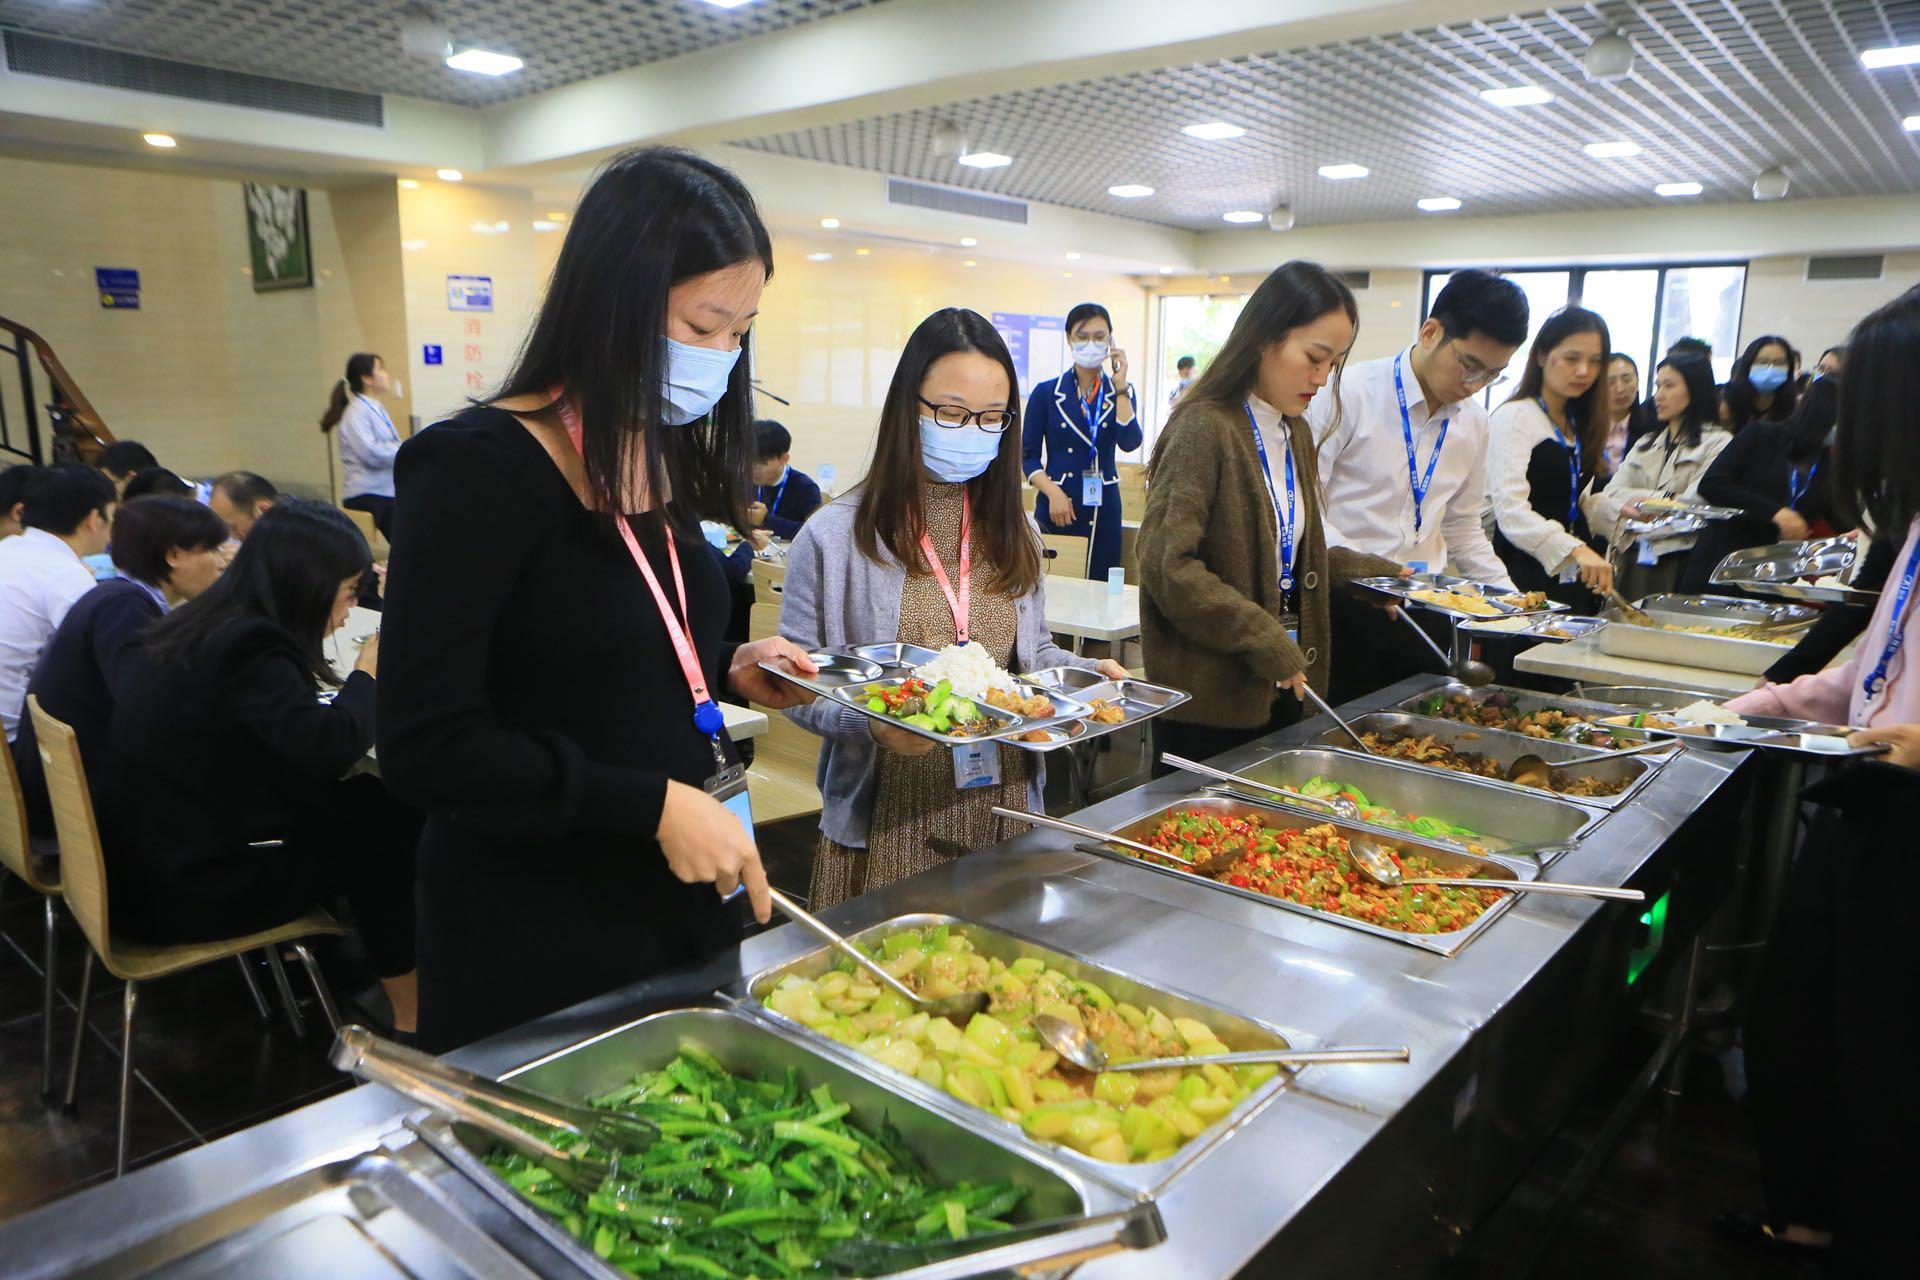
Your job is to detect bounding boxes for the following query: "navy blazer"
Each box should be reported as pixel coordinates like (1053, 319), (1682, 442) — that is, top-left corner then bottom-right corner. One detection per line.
(1022, 369), (1143, 489)
(754, 468), (822, 540)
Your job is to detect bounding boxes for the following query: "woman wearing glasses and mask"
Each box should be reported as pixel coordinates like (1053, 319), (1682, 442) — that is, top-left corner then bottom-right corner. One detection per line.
(1022, 302), (1142, 579)
(782, 309), (1123, 909)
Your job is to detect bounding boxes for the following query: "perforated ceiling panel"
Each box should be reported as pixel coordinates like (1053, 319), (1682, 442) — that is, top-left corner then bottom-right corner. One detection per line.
(734, 0), (1920, 229)
(0, 0), (891, 106)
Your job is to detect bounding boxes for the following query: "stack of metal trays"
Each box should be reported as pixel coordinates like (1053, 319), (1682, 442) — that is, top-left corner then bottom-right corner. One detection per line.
(1596, 594), (1818, 675)
(1459, 613), (1608, 643)
(1351, 571), (1570, 621)
(1297, 711), (1663, 809)
(1711, 535), (1878, 605)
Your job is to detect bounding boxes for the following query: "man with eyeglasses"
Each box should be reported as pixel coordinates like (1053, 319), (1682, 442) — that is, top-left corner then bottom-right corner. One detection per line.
(1306, 269), (1530, 702)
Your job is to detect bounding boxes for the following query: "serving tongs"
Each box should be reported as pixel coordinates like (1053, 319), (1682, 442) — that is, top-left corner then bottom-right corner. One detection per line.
(997, 806), (1216, 871)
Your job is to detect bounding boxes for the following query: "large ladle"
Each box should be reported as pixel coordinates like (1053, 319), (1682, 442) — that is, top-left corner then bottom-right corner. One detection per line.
(1344, 834), (1644, 901)
(766, 888), (990, 1021)
(1033, 1014), (1409, 1074)
(1392, 606), (1495, 687)
(1502, 738), (1668, 789)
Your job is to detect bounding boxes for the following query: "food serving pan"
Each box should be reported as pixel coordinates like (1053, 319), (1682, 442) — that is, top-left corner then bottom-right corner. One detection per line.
(1208, 747), (1603, 862)
(1013, 668), (1193, 752)
(1298, 712), (1661, 810)
(1597, 594), (1819, 676)
(1711, 535), (1878, 605)
(1568, 684), (1730, 711)
(743, 915), (1300, 1195)
(1352, 571), (1569, 620)
(1459, 614), (1608, 643)
(1393, 681), (1678, 751)
(412, 1005), (1164, 1280)
(1087, 795), (1525, 959)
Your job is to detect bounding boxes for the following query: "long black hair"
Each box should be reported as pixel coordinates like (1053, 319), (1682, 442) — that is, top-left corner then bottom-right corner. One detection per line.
(1784, 374), (1840, 463)
(143, 499), (371, 686)
(1833, 284), (1920, 534)
(320, 353), (380, 433)
(1505, 306), (1613, 477)
(1169, 259), (1357, 451)
(853, 308), (1041, 597)
(490, 147), (772, 532)
(1723, 333), (1799, 432)
(1652, 354), (1721, 448)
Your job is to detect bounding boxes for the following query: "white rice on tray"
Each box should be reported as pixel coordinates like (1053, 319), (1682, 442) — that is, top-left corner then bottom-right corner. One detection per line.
(1673, 699), (1746, 726)
(912, 643), (1017, 702)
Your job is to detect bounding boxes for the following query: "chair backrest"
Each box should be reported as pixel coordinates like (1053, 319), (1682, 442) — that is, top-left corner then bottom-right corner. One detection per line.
(748, 558), (784, 608)
(0, 730), (54, 892)
(1040, 533), (1089, 577)
(748, 602), (783, 644)
(28, 696), (112, 959)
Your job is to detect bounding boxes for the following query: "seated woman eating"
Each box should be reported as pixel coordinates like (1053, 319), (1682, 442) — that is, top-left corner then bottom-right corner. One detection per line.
(108, 500), (419, 1034)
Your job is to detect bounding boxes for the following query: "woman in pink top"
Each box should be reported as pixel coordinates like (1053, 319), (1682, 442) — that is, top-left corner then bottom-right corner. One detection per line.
(1720, 285), (1920, 1271)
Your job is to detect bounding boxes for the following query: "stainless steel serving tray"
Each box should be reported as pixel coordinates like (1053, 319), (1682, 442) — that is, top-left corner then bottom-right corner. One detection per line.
(1092, 795), (1525, 959)
(1205, 747), (1603, 862)
(1567, 683), (1730, 711)
(742, 914), (1299, 1196)
(824, 675), (1087, 746)
(1392, 681), (1678, 752)
(757, 650), (887, 697)
(1298, 712), (1660, 810)
(1597, 594), (1818, 676)
(413, 1005), (1163, 1280)
(1711, 535), (1878, 605)
(1458, 614), (1608, 643)
(1352, 571), (1569, 620)
(1015, 668), (1193, 752)
(1634, 497), (1743, 521)
(1590, 708), (1884, 760)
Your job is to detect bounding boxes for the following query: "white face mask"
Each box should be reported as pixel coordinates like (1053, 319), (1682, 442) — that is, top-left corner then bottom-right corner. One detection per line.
(1070, 340), (1110, 370)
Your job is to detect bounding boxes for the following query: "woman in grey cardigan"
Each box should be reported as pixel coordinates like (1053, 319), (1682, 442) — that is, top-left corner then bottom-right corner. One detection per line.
(782, 309), (1120, 908)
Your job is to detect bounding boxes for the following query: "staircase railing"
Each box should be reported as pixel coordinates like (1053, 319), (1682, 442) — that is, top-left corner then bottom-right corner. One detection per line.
(0, 315), (114, 465)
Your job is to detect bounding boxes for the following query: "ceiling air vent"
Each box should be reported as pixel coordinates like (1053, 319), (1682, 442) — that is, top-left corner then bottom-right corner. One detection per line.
(886, 177), (1029, 225)
(1333, 270), (1372, 290)
(1805, 254), (1882, 282)
(3, 31), (384, 127)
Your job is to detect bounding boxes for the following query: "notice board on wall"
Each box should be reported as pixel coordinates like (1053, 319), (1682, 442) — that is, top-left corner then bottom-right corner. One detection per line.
(992, 312), (1067, 395)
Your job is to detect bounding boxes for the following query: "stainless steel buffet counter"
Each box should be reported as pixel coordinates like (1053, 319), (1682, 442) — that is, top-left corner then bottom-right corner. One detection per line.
(0, 676), (1756, 1279)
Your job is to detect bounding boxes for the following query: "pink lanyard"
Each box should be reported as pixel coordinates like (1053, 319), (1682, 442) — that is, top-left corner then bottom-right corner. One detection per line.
(552, 389), (724, 739)
(919, 490), (972, 644)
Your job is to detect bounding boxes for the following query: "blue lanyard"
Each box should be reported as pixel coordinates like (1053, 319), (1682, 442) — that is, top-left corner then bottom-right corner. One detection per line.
(1787, 460), (1819, 510)
(1393, 353), (1450, 535)
(1538, 398), (1582, 528)
(1245, 402), (1298, 594)
(360, 396), (397, 440)
(759, 468), (789, 516)
(1078, 376), (1106, 469)
(1863, 533), (1920, 704)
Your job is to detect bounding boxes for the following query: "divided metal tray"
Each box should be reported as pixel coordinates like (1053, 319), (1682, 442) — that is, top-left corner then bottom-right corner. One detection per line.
(744, 915), (1300, 1195)
(1593, 708), (1886, 760)
(1297, 711), (1661, 810)
(1711, 535), (1878, 605)
(1089, 795), (1526, 958)
(1459, 614), (1608, 643)
(1352, 571), (1569, 620)
(1597, 594), (1819, 676)
(1016, 667), (1192, 751)
(414, 1005), (1163, 1279)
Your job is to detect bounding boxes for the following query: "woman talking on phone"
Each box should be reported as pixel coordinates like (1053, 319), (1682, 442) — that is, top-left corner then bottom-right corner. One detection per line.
(1022, 303), (1143, 579)
(377, 149), (816, 1051)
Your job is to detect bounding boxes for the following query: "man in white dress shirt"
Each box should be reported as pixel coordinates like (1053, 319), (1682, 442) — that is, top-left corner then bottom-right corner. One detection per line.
(0, 464), (115, 740)
(1306, 269), (1529, 701)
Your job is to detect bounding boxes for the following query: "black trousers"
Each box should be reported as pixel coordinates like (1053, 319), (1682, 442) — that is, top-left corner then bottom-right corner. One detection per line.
(118, 776), (420, 978)
(1326, 590), (1452, 704)
(1151, 698), (1302, 777)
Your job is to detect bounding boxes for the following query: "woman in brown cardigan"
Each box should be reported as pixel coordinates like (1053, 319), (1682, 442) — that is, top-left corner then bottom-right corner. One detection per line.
(1138, 260), (1403, 764)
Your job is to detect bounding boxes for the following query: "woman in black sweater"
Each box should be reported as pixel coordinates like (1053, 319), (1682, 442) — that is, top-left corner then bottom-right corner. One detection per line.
(110, 500), (418, 1031)
(377, 148), (816, 1052)
(1681, 376), (1839, 595)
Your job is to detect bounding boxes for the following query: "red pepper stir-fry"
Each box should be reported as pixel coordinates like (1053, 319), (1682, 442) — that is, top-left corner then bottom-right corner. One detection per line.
(1138, 811), (1506, 935)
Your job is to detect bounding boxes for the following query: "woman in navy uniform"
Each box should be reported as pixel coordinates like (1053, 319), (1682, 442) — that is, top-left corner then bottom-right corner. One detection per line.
(1022, 303), (1143, 578)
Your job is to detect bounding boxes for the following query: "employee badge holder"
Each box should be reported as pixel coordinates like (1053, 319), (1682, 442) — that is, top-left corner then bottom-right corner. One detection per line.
(1081, 472), (1104, 508)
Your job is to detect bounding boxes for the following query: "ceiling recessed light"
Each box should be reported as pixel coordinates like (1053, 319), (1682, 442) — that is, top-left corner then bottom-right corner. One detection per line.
(855, 247), (871, 256)
(545, 210), (566, 220)
(1655, 181), (1703, 197)
(1065, 251), (1081, 261)
(401, 239), (429, 252)
(959, 237), (977, 247)
(819, 217), (840, 228)
(1221, 210), (1264, 223)
(957, 151), (1012, 168)
(1862, 43), (1920, 70)
(1481, 85), (1554, 107)
(1061, 272), (1073, 279)
(398, 178), (420, 188)
(1417, 196), (1462, 212)
(1317, 163), (1369, 180)
(1182, 121), (1245, 140)
(805, 252), (833, 261)
(1158, 266), (1173, 274)
(436, 168), (463, 182)
(1584, 140), (1642, 158)
(698, 0), (759, 8)
(470, 219), (510, 234)
(962, 259), (976, 268)
(532, 220), (560, 232)
(445, 48), (523, 75)
(1905, 115), (1920, 133)
(1107, 183), (1154, 198)
(142, 132), (176, 148)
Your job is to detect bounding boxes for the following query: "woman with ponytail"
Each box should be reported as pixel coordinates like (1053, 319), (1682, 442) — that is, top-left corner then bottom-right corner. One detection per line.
(321, 352), (401, 538)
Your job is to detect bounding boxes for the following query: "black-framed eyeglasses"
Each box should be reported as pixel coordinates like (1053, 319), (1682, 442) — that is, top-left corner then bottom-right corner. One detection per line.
(1446, 339), (1509, 390)
(919, 397), (1014, 432)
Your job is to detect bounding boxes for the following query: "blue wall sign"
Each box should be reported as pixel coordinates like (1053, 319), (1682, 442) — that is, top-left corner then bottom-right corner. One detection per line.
(446, 274), (493, 312)
(99, 291), (141, 310)
(423, 343), (444, 366)
(94, 268), (140, 292)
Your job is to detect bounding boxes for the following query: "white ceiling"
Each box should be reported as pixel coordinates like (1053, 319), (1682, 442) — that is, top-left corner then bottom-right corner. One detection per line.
(0, 0), (892, 106)
(732, 0), (1920, 229)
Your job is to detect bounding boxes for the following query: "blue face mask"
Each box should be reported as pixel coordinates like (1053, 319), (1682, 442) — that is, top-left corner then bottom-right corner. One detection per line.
(662, 338), (741, 425)
(1747, 363), (1789, 393)
(919, 416), (1002, 483)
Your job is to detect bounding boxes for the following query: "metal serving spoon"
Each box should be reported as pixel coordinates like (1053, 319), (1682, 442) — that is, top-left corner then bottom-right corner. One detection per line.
(1034, 1014), (1409, 1074)
(1503, 738), (1668, 788)
(995, 806), (1202, 868)
(766, 888), (990, 1021)
(1159, 753), (1361, 820)
(1298, 682), (1373, 753)
(1344, 835), (1643, 901)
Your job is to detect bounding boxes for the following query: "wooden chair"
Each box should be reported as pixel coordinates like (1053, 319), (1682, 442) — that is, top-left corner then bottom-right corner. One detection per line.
(742, 605), (823, 824)
(748, 557), (785, 608)
(0, 730), (63, 1097)
(29, 696), (347, 1176)
(340, 506), (389, 564)
(1040, 532), (1090, 578)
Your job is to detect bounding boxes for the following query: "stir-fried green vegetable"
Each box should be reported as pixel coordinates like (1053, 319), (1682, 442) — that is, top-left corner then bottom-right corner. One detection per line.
(482, 1042), (1026, 1278)
(1290, 776), (1480, 841)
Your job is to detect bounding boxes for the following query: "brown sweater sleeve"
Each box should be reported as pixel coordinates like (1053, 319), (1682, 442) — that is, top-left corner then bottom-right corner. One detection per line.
(1139, 413), (1307, 682)
(1327, 545), (1405, 585)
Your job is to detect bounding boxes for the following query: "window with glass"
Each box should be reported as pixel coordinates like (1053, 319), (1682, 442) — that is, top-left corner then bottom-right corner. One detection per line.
(1145, 291), (1248, 454)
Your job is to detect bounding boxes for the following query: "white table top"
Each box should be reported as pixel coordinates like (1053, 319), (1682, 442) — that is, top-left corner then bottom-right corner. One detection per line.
(1513, 635), (1766, 698)
(1043, 574), (1142, 641)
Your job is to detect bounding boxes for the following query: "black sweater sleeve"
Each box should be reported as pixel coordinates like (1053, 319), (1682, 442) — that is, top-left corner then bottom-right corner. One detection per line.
(375, 422), (670, 842)
(1696, 425), (1781, 529)
(1763, 536), (1897, 683)
(214, 622), (376, 780)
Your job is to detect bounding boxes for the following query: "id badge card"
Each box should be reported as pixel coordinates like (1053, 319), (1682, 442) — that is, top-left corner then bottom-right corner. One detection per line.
(1279, 611), (1301, 644)
(706, 753), (757, 903)
(1636, 539), (1658, 567)
(952, 742), (1002, 790)
(1081, 472), (1104, 508)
